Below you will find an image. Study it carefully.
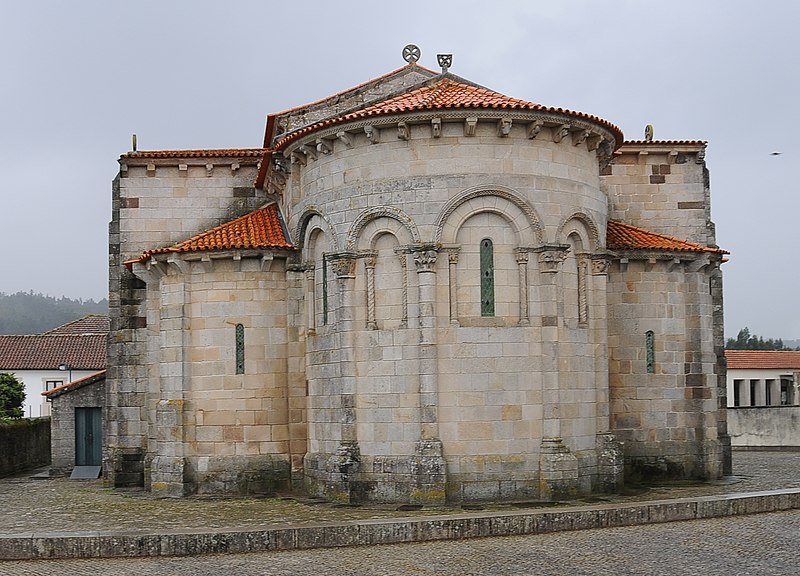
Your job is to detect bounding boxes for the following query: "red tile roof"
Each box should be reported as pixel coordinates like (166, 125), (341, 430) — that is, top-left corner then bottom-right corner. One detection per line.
(121, 148), (266, 159)
(128, 204), (294, 265)
(607, 220), (727, 254)
(274, 76), (624, 150)
(43, 370), (106, 398)
(44, 315), (109, 335)
(725, 350), (800, 370)
(0, 334), (107, 370)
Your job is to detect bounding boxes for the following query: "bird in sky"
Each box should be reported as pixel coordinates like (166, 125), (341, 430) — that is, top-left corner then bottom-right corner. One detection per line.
(770, 152), (783, 156)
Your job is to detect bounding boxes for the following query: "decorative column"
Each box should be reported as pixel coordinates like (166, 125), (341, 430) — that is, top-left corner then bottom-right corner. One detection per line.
(327, 252), (360, 502)
(534, 245), (579, 499)
(515, 248), (530, 326)
(590, 254), (623, 491)
(363, 254), (377, 330)
(577, 253), (589, 325)
(399, 251), (409, 328)
(304, 264), (316, 335)
(447, 249), (460, 325)
(410, 245), (446, 505)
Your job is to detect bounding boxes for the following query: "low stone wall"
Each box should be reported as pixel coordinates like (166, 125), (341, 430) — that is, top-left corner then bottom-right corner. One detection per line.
(0, 418), (50, 477)
(727, 406), (800, 447)
(1, 488), (798, 560)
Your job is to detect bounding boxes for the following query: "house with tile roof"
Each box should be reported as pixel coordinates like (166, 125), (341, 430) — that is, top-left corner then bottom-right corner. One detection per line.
(0, 315), (108, 418)
(109, 49), (729, 502)
(724, 350), (800, 448)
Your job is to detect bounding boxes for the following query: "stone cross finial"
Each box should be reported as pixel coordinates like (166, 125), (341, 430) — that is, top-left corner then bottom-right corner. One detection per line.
(437, 54), (453, 73)
(403, 44), (421, 63)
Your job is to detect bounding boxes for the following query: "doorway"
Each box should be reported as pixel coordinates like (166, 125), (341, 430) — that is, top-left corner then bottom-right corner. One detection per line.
(75, 407), (102, 466)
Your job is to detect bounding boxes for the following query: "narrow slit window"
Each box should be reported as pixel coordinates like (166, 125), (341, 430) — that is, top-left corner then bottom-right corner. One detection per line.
(480, 238), (495, 316)
(322, 253), (329, 325)
(645, 330), (655, 374)
(235, 323), (245, 374)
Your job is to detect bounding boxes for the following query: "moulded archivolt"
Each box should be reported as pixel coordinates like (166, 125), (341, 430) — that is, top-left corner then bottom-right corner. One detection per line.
(294, 207), (341, 253)
(345, 206), (420, 251)
(434, 186), (544, 246)
(556, 212), (601, 252)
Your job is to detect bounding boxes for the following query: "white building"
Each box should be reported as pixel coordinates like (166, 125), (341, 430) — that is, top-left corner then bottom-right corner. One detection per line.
(725, 350), (800, 448)
(725, 350), (800, 407)
(0, 316), (108, 417)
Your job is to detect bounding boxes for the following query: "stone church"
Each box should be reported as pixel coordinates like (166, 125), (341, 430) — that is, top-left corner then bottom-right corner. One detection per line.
(107, 49), (730, 503)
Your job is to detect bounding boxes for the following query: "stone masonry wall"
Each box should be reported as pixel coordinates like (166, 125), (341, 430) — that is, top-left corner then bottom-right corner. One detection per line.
(108, 157), (265, 488)
(607, 258), (723, 480)
(603, 143), (714, 247)
(135, 255), (300, 496)
(0, 418), (50, 477)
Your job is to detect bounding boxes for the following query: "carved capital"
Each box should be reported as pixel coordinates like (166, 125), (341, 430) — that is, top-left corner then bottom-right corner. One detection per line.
(534, 245), (569, 273)
(413, 249), (438, 273)
(591, 255), (610, 275)
(514, 248), (530, 265)
(363, 253), (377, 269)
(328, 252), (358, 278)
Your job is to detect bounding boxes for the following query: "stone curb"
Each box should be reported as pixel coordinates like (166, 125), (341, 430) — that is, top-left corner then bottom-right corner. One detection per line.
(2, 488), (799, 560)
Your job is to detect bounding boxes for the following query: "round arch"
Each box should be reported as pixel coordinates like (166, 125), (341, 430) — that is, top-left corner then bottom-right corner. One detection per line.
(434, 186), (544, 246)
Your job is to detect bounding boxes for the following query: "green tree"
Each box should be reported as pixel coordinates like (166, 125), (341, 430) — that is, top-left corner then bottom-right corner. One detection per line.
(725, 327), (796, 350)
(0, 373), (25, 419)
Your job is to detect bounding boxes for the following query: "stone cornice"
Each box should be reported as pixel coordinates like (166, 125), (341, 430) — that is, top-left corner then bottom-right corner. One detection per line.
(283, 109), (618, 160)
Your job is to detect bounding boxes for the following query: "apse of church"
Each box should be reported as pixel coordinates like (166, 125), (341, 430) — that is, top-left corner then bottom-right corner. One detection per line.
(108, 47), (729, 502)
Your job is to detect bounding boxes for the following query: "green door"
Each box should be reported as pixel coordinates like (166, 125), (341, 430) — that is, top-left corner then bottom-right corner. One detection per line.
(75, 407), (102, 466)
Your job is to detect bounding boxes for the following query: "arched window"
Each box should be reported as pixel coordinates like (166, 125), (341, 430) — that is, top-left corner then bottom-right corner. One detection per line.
(235, 324), (245, 374)
(480, 238), (495, 316)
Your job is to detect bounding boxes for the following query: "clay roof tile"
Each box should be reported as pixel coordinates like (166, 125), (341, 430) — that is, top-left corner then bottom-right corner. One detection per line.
(607, 220), (727, 254)
(127, 204), (294, 265)
(725, 350), (800, 370)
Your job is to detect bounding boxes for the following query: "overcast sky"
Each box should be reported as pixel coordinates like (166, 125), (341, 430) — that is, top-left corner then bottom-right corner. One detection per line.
(1, 1), (797, 339)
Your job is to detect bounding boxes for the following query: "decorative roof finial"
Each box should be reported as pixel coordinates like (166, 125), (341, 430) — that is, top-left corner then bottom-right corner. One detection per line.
(402, 44), (421, 64)
(644, 124), (654, 142)
(437, 53), (452, 74)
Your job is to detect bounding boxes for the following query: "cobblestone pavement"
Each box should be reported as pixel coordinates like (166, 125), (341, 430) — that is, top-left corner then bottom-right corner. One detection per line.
(2, 451), (799, 535)
(2, 510), (798, 575)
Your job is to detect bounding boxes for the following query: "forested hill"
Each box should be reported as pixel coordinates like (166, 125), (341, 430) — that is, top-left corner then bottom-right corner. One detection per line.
(0, 292), (108, 335)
